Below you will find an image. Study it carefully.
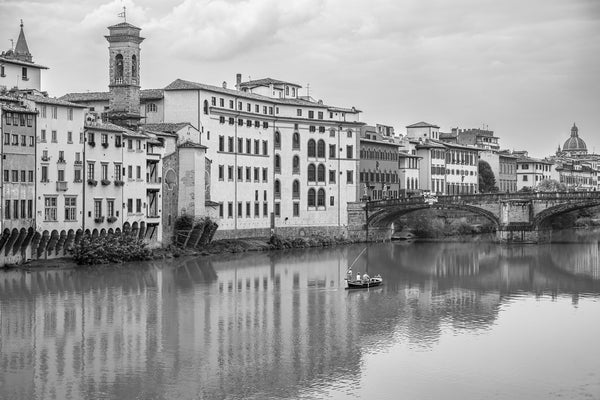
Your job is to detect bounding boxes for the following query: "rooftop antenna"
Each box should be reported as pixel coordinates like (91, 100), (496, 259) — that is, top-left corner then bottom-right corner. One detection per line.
(9, 39), (14, 50)
(306, 83), (310, 98)
(117, 6), (127, 22)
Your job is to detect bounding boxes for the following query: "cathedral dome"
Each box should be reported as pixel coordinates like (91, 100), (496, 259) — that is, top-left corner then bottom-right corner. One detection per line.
(563, 123), (587, 153)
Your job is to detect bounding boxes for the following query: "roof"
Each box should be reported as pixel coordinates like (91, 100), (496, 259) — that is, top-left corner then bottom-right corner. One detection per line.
(406, 121), (440, 129)
(0, 55), (48, 69)
(360, 137), (400, 147)
(14, 22), (31, 62)
(179, 140), (207, 149)
(107, 22), (141, 30)
(439, 132), (457, 139)
(85, 121), (143, 137)
(142, 122), (193, 134)
(164, 79), (361, 113)
(1, 104), (36, 113)
(515, 156), (554, 165)
(26, 94), (87, 108)
(239, 78), (302, 89)
(59, 89), (163, 103)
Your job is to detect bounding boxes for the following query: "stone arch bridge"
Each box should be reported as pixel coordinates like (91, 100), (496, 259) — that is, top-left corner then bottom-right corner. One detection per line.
(347, 191), (600, 243)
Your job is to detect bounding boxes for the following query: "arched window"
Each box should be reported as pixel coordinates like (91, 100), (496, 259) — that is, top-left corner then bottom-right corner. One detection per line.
(292, 155), (300, 173)
(308, 188), (316, 207)
(203, 100), (209, 115)
(307, 164), (316, 182)
(274, 154), (281, 173)
(274, 131), (281, 149)
(317, 164), (325, 182)
(115, 54), (124, 81)
(292, 180), (300, 198)
(317, 188), (326, 207)
(274, 180), (281, 198)
(317, 140), (325, 158)
(292, 132), (300, 149)
(131, 55), (137, 79)
(307, 139), (316, 157)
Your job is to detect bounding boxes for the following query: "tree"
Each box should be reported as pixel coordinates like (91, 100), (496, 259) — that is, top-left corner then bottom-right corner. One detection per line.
(478, 160), (498, 192)
(536, 179), (566, 192)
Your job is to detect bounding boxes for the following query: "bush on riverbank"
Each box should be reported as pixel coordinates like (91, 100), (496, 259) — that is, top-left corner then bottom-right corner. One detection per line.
(410, 215), (490, 238)
(70, 234), (152, 265)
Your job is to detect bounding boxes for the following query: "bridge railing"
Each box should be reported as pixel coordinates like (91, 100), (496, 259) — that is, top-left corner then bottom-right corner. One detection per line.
(367, 191), (600, 208)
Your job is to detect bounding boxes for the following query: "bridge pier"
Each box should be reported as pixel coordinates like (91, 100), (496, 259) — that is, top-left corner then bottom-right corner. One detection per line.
(496, 225), (551, 244)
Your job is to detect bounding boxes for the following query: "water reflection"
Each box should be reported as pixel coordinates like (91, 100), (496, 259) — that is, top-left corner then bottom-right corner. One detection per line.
(1, 231), (599, 400)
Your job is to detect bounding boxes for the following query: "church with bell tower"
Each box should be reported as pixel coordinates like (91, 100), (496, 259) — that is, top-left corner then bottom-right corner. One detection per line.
(105, 17), (144, 128)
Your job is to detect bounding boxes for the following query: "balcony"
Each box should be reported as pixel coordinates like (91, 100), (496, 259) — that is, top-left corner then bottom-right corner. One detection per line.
(88, 141), (96, 147)
(41, 155), (50, 162)
(114, 180), (125, 187)
(57, 158), (66, 164)
(107, 216), (118, 223)
(56, 181), (68, 191)
(101, 179), (111, 186)
(74, 160), (82, 165)
(102, 142), (109, 149)
(146, 213), (160, 219)
(94, 216), (105, 223)
(87, 179), (98, 186)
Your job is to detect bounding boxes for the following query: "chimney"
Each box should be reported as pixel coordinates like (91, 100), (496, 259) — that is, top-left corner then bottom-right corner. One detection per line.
(236, 73), (242, 90)
(222, 81), (227, 89)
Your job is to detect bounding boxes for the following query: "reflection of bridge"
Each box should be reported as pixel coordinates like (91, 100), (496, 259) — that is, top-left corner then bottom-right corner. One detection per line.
(348, 191), (600, 243)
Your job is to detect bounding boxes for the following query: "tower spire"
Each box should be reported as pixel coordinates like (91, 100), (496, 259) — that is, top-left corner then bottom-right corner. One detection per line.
(14, 19), (32, 62)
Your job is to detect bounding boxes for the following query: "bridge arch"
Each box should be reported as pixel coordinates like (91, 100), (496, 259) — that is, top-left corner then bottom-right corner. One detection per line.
(367, 202), (500, 228)
(534, 199), (600, 228)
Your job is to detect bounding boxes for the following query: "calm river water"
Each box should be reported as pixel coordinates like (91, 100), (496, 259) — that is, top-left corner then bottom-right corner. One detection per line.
(1, 229), (600, 400)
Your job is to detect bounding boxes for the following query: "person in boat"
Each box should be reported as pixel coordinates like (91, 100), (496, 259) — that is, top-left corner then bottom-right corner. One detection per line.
(346, 268), (353, 281)
(362, 273), (370, 282)
(356, 272), (361, 281)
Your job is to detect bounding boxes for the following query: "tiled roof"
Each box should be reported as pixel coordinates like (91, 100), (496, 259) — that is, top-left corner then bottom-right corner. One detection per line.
(59, 89), (163, 103)
(0, 55), (48, 69)
(85, 121), (146, 138)
(406, 121), (440, 129)
(165, 79), (361, 112)
(239, 78), (302, 88)
(26, 94), (87, 108)
(1, 104), (36, 113)
(142, 122), (192, 133)
(179, 140), (207, 149)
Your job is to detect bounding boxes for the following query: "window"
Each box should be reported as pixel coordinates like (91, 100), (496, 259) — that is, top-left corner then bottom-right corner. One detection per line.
(58, 169), (65, 182)
(107, 200), (115, 217)
(274, 131), (281, 149)
(262, 140), (268, 155)
(218, 165), (224, 180)
(136, 199), (142, 213)
(292, 132), (300, 150)
(317, 189), (326, 207)
(12, 134), (18, 145)
(2, 170), (7, 182)
(263, 202), (268, 217)
(246, 202), (251, 217)
(228, 166), (233, 181)
(127, 199), (133, 214)
(219, 136), (224, 151)
(41, 166), (48, 182)
(237, 202), (242, 217)
(308, 164), (316, 182)
(274, 180), (281, 199)
(114, 163), (122, 181)
(263, 121), (269, 129)
(228, 202), (233, 218)
(219, 203), (224, 218)
(94, 200), (102, 219)
(254, 167), (260, 182)
(22, 67), (28, 80)
(317, 140), (325, 158)
(65, 197), (77, 221)
(4, 200), (9, 219)
(51, 106), (58, 119)
(308, 188), (316, 207)
(347, 130), (353, 138)
(329, 144), (336, 158)
(136, 166), (141, 180)
(262, 167), (268, 182)
(292, 180), (300, 199)
(211, 97), (217, 106)
(237, 167), (243, 181)
(44, 196), (57, 221)
(40, 129), (46, 142)
(274, 203), (280, 217)
(308, 139), (316, 157)
(20, 170), (25, 182)
(67, 108), (73, 120)
(13, 200), (18, 219)
(11, 170), (18, 182)
(228, 137), (234, 152)
(318, 111), (323, 120)
(102, 164), (108, 180)
(293, 155), (300, 174)
(293, 202), (299, 217)
(309, 126), (316, 133)
(274, 154), (281, 173)
(40, 105), (47, 118)
(329, 170), (336, 183)
(3, 133), (8, 145)
(87, 163), (95, 180)
(346, 145), (353, 159)
(101, 134), (108, 145)
(330, 196), (335, 206)
(20, 135), (26, 146)
(317, 164), (325, 182)
(347, 170), (354, 184)
(27, 200), (33, 218)
(308, 110), (314, 119)
(203, 100), (209, 114)
(254, 139), (260, 154)
(67, 131), (73, 143)
(297, 109), (302, 117)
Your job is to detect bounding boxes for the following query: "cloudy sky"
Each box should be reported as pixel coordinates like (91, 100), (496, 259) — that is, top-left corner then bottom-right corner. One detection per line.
(1, 0), (599, 157)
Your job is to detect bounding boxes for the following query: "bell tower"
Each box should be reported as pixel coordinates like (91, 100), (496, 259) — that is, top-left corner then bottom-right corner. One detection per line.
(105, 15), (144, 128)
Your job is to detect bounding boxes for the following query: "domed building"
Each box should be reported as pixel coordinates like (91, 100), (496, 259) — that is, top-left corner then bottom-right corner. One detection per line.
(561, 123), (587, 156)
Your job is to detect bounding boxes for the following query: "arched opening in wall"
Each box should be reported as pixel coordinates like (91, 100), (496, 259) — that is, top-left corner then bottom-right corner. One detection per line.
(21, 228), (35, 255)
(115, 227), (122, 235)
(317, 164), (326, 182)
(84, 229), (91, 237)
(123, 222), (131, 234)
(65, 229), (75, 254)
(100, 229), (107, 237)
(5, 228), (19, 256)
(203, 99), (209, 115)
(37, 230), (50, 259)
(307, 139), (316, 157)
(292, 132), (300, 150)
(165, 168), (177, 190)
(292, 155), (300, 174)
(131, 221), (139, 238)
(30, 231), (41, 256)
(317, 188), (326, 207)
(108, 228), (114, 236)
(0, 228), (11, 252)
(74, 229), (83, 247)
(292, 180), (300, 199)
(307, 164), (316, 182)
(274, 154), (281, 173)
(11, 228), (27, 256)
(274, 131), (281, 149)
(317, 140), (325, 158)
(115, 54), (124, 81)
(274, 180), (281, 199)
(132, 54), (137, 80)
(54, 230), (67, 255)
(91, 229), (98, 239)
(139, 222), (146, 239)
(308, 188), (316, 207)
(46, 230), (59, 255)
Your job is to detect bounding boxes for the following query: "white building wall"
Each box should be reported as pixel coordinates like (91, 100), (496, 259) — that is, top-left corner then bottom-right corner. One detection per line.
(0, 62), (42, 91)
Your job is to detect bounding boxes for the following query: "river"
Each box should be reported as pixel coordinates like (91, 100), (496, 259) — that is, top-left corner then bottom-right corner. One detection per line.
(1, 229), (599, 400)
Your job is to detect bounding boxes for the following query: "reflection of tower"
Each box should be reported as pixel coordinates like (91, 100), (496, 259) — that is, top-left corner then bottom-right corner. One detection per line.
(105, 21), (144, 128)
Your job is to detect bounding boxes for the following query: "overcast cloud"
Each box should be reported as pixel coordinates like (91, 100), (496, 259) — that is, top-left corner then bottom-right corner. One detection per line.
(1, 0), (599, 157)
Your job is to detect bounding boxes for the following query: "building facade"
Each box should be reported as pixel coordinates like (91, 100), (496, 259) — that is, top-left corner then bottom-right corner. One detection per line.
(359, 126), (401, 200)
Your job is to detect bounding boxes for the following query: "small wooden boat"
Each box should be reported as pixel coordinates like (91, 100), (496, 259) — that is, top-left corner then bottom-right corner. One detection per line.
(345, 274), (383, 290)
